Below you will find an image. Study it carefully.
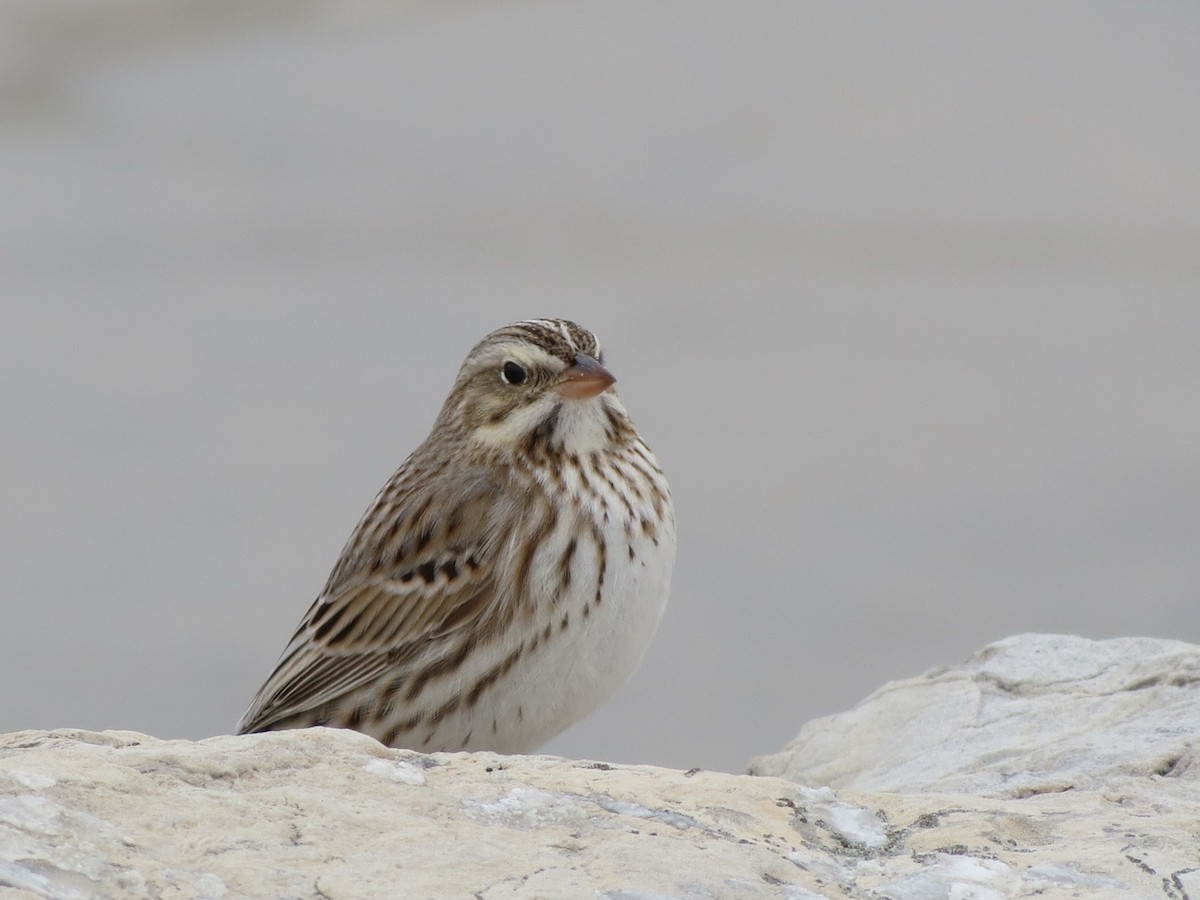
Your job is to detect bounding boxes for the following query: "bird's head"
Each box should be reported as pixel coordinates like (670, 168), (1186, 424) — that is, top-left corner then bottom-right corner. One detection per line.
(438, 319), (627, 457)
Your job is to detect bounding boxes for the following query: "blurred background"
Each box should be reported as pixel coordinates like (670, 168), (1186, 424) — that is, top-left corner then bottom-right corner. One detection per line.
(2, 0), (1198, 774)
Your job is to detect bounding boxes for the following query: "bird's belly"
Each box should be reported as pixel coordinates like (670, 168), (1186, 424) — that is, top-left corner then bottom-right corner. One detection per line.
(385, 514), (675, 754)
(489, 530), (674, 752)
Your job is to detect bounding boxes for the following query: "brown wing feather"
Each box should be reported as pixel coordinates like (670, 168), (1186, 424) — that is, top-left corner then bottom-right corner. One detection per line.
(237, 468), (507, 734)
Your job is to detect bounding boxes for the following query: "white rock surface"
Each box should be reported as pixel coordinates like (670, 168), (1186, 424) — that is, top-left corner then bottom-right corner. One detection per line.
(2, 634), (1198, 898)
(749, 632), (1200, 796)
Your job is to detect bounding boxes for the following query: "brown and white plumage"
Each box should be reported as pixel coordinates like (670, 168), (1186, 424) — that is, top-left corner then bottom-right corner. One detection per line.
(237, 319), (675, 752)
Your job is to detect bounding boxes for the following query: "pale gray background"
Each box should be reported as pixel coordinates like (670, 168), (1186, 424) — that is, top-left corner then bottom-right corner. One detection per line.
(3, 1), (1198, 774)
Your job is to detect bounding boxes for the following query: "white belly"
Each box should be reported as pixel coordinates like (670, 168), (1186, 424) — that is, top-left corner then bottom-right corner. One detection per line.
(392, 445), (676, 753)
(485, 510), (675, 752)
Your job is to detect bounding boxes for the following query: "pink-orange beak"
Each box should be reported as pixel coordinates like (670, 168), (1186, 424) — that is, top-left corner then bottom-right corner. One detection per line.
(557, 353), (616, 399)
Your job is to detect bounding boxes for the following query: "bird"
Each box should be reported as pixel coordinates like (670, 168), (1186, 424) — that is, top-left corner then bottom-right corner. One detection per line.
(237, 318), (675, 753)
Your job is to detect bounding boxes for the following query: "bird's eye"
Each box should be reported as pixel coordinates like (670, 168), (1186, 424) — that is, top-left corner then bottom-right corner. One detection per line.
(501, 361), (527, 385)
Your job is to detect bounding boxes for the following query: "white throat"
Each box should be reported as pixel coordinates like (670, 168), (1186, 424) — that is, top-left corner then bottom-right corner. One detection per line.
(552, 396), (618, 455)
(470, 393), (622, 456)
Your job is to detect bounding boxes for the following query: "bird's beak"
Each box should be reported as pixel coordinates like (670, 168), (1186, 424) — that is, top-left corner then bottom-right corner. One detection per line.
(557, 353), (616, 399)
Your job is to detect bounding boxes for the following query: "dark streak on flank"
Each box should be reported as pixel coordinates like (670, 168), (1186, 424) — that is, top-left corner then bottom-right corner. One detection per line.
(641, 516), (658, 546)
(381, 712), (422, 747)
(385, 675), (407, 701)
(591, 522), (607, 607)
(513, 496), (557, 612)
(405, 636), (476, 702)
(558, 538), (577, 593)
(428, 693), (461, 726)
(466, 646), (525, 708)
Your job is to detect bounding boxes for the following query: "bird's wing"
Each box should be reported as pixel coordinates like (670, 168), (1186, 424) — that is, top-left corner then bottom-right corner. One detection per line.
(237, 473), (510, 734)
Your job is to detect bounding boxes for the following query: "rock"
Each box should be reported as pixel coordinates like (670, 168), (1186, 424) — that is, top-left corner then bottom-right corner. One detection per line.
(2, 634), (1198, 898)
(748, 632), (1200, 795)
(749, 632), (1200, 898)
(4, 728), (844, 899)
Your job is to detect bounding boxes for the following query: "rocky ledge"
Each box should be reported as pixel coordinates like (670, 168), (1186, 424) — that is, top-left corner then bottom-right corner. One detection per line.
(2, 633), (1198, 899)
